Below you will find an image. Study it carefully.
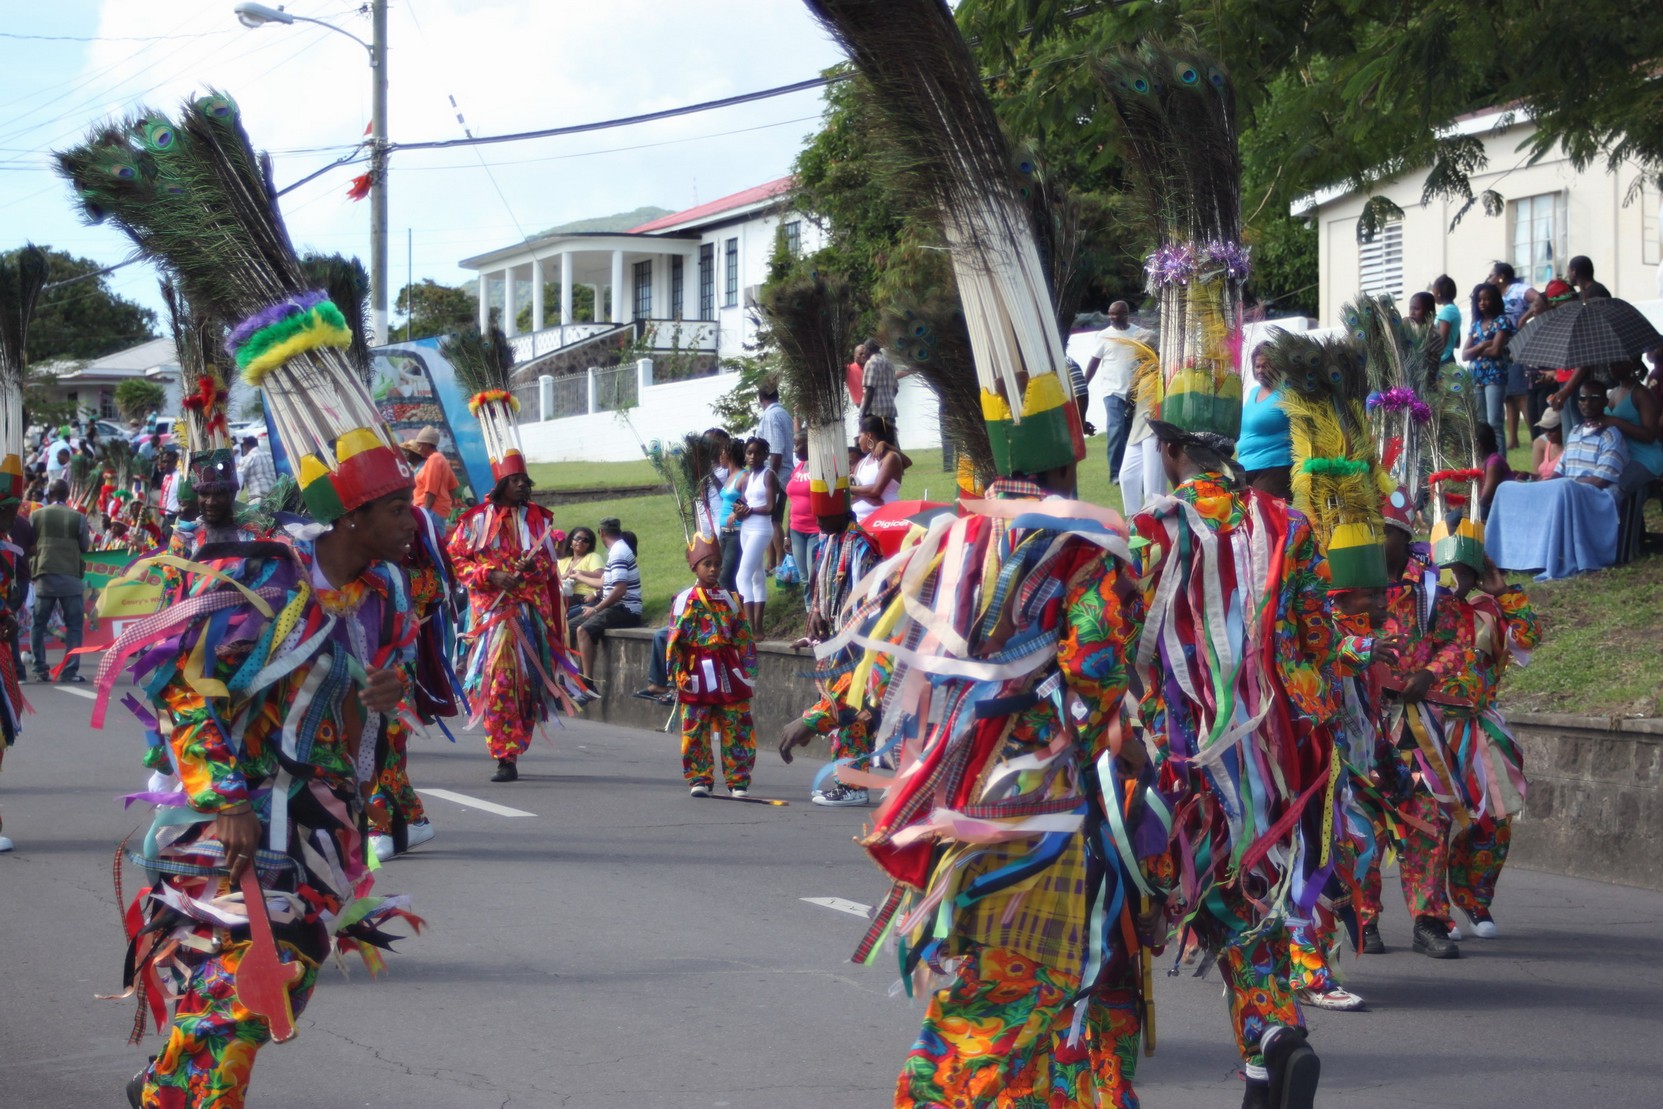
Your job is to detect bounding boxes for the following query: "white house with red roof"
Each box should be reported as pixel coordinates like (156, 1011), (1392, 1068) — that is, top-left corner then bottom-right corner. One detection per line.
(458, 176), (819, 374)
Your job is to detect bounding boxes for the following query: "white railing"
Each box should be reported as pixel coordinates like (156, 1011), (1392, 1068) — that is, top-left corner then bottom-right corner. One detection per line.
(507, 322), (622, 364)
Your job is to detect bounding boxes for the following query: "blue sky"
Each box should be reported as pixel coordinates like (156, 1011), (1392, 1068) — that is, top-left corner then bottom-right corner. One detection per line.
(0, 0), (844, 324)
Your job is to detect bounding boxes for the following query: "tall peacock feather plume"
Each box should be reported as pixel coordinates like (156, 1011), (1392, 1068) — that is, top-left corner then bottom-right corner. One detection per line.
(1264, 328), (1391, 589)
(756, 261), (858, 516)
(0, 245), (48, 504)
(160, 281), (238, 495)
(802, 0), (1084, 478)
(300, 253), (372, 381)
(1097, 43), (1246, 440)
(442, 326), (527, 485)
(1342, 294), (1439, 509)
(643, 430), (715, 545)
(56, 94), (409, 521)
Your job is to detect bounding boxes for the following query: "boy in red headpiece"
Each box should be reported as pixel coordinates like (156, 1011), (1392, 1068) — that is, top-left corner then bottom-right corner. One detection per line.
(667, 533), (757, 798)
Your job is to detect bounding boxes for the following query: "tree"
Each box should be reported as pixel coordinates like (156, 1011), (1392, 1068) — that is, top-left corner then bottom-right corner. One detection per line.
(6, 246), (157, 364)
(394, 279), (479, 341)
(514, 282), (598, 332)
(114, 378), (166, 421)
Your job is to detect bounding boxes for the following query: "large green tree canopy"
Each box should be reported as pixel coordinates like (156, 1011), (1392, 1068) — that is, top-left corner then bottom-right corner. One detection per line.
(7, 247), (157, 364)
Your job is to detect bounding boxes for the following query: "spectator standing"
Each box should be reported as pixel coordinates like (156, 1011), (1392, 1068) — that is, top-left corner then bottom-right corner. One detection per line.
(1430, 276), (1462, 371)
(733, 437), (779, 634)
(28, 479), (90, 683)
(1082, 300), (1157, 479)
(8, 507), (34, 680)
(752, 379), (793, 572)
(1567, 255), (1611, 300)
(1488, 262), (1537, 448)
(784, 432), (816, 585)
(408, 425), (458, 520)
(574, 517), (645, 691)
(845, 343), (867, 408)
(858, 340), (905, 443)
(234, 435), (275, 502)
(42, 427), (73, 480)
(1521, 279), (1579, 432)
(849, 415), (904, 524)
(1463, 284), (1515, 445)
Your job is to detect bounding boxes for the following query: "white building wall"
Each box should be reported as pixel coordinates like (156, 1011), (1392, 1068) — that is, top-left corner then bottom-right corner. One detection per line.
(1310, 121), (1663, 327)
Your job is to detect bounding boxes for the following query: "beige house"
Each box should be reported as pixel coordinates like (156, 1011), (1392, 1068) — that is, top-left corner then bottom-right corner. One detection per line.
(1294, 107), (1663, 328)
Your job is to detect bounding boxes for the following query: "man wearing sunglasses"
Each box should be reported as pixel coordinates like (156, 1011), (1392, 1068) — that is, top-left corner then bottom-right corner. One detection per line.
(1554, 386), (1628, 491)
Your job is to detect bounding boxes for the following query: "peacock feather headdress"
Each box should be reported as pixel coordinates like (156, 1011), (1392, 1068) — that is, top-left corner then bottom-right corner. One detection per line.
(1344, 294), (1439, 512)
(300, 253), (372, 383)
(1263, 328), (1392, 589)
(1426, 358), (1487, 571)
(803, 0), (1084, 478)
(442, 326), (525, 483)
(0, 245), (48, 505)
(1098, 44), (1246, 441)
(55, 93), (410, 521)
(756, 263), (857, 516)
(161, 281), (236, 496)
(644, 430), (720, 558)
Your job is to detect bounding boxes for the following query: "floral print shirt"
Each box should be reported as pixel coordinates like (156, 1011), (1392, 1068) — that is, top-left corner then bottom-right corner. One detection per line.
(1468, 314), (1516, 386)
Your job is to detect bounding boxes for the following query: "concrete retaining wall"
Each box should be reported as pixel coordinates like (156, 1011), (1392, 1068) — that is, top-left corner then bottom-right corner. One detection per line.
(578, 632), (1663, 889)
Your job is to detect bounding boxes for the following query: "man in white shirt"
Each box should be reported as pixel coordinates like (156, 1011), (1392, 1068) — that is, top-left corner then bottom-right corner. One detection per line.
(752, 380), (794, 571)
(41, 426), (74, 480)
(1083, 302), (1157, 480)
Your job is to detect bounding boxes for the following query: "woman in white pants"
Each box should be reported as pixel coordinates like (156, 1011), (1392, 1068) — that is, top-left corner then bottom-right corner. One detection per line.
(733, 436), (779, 633)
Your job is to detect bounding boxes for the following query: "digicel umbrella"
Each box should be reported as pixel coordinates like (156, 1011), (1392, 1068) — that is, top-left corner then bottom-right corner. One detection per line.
(1506, 296), (1662, 369)
(861, 499), (954, 557)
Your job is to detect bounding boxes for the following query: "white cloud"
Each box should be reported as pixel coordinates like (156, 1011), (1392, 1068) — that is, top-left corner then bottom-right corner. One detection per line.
(2, 0), (843, 317)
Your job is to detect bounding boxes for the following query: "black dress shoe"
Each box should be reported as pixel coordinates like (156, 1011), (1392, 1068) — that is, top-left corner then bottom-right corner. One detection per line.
(1411, 914), (1459, 958)
(490, 759), (518, 783)
(1263, 1026), (1320, 1109)
(1361, 921), (1385, 954)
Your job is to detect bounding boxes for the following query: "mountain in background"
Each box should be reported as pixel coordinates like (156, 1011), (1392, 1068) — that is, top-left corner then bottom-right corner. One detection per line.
(536, 206), (673, 237)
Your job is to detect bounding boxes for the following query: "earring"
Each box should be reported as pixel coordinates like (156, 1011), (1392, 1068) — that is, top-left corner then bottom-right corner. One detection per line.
(349, 522), (358, 530)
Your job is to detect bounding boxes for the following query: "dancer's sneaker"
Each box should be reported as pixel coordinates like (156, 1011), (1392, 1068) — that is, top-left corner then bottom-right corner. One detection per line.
(404, 820), (436, 850)
(1412, 915), (1460, 958)
(1463, 908), (1498, 937)
(490, 759), (518, 783)
(812, 784), (869, 807)
(1361, 921), (1385, 954)
(689, 784), (711, 798)
(1297, 985), (1366, 1012)
(730, 788), (750, 799)
(1447, 920), (1463, 940)
(1262, 1026), (1320, 1109)
(369, 834), (396, 862)
(125, 1057), (155, 1109)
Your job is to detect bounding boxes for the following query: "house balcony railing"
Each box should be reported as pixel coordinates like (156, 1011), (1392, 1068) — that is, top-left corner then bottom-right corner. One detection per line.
(507, 322), (621, 365)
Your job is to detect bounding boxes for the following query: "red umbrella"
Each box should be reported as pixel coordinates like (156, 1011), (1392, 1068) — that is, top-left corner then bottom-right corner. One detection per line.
(861, 500), (954, 557)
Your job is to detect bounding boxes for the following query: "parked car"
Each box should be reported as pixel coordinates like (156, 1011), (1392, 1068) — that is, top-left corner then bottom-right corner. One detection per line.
(228, 420), (269, 443)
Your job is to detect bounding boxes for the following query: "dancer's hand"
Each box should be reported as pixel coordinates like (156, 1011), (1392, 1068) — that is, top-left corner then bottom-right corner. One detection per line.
(1480, 558), (1508, 597)
(360, 665), (405, 713)
(214, 807), (261, 882)
(488, 569), (520, 591)
(778, 720), (815, 764)
(1400, 669), (1435, 704)
(1372, 635), (1405, 669)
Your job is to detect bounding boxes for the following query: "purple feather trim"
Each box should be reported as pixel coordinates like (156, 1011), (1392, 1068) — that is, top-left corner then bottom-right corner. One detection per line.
(1367, 387), (1433, 424)
(226, 290), (330, 356)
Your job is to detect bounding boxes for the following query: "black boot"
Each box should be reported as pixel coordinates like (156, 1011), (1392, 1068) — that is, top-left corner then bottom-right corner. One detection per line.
(1361, 920), (1385, 954)
(125, 1056), (155, 1108)
(1241, 1077), (1271, 1109)
(1263, 1026), (1320, 1109)
(490, 758), (518, 783)
(1411, 914), (1459, 958)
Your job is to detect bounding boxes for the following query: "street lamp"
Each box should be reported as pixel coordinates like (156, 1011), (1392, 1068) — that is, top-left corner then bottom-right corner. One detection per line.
(233, 1), (390, 346)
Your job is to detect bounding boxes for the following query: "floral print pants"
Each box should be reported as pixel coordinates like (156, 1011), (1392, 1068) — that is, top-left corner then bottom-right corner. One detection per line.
(681, 702), (755, 791)
(1448, 816), (1511, 918)
(482, 655), (533, 761)
(366, 718), (426, 835)
(1388, 787), (1453, 921)
(1214, 929), (1303, 1067)
(800, 676), (875, 762)
(137, 940), (319, 1108)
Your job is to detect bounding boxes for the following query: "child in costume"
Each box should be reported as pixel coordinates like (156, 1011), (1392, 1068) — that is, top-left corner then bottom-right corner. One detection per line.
(1428, 535), (1539, 938)
(667, 533), (757, 797)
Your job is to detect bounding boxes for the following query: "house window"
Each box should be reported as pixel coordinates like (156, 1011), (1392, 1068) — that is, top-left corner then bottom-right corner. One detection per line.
(783, 220), (802, 257)
(670, 255), (685, 319)
(632, 260), (652, 320)
(1509, 192), (1566, 288)
(698, 243), (715, 320)
(1642, 182), (1661, 268)
(724, 237), (739, 307)
(1358, 219), (1403, 302)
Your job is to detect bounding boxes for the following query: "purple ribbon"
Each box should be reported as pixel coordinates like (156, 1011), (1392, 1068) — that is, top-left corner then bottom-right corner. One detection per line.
(225, 290), (330, 357)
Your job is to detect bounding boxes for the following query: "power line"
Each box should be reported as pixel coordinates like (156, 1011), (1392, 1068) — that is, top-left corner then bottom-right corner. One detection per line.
(0, 29), (238, 43)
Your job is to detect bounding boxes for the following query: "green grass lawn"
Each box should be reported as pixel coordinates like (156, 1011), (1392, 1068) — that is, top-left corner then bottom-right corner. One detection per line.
(535, 439), (1659, 717)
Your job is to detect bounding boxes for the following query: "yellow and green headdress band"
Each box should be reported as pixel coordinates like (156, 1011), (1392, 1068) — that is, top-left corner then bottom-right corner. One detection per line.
(295, 427), (414, 522)
(0, 453), (24, 506)
(1327, 521), (1388, 590)
(1162, 366), (1243, 441)
(227, 291), (352, 388)
(980, 369), (1085, 477)
(1430, 515), (1486, 573)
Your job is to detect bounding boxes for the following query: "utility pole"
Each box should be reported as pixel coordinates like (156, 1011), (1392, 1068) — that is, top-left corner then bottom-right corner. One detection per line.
(370, 0), (389, 346)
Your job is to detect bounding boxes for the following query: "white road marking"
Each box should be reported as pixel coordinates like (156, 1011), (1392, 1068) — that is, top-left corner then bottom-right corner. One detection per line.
(801, 896), (873, 917)
(52, 685), (98, 701)
(416, 788), (535, 818)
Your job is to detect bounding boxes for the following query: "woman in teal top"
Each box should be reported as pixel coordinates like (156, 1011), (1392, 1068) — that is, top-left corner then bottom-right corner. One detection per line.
(1238, 342), (1294, 498)
(1606, 360), (1662, 493)
(1432, 275), (1462, 367)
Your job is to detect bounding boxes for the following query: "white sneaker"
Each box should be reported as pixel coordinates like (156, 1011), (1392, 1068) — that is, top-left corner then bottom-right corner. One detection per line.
(689, 784), (711, 798)
(1447, 922), (1463, 941)
(1465, 911), (1498, 939)
(1298, 986), (1367, 1012)
(731, 788), (749, 799)
(0, 834), (12, 853)
(404, 820), (436, 850)
(369, 834), (395, 862)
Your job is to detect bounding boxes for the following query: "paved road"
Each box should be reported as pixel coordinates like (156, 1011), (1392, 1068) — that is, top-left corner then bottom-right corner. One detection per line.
(1, 684), (1659, 1108)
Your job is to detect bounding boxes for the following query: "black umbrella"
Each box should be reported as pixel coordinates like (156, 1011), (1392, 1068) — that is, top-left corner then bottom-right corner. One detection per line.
(1506, 297), (1662, 367)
